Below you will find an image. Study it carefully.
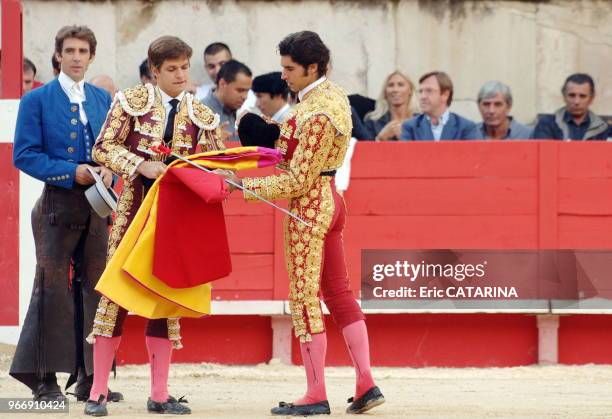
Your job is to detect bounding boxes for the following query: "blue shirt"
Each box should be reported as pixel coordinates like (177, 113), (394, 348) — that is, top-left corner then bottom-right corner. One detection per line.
(425, 110), (450, 141)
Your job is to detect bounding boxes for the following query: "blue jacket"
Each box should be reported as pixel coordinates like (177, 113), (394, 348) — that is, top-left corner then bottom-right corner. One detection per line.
(400, 112), (480, 141)
(13, 78), (111, 189)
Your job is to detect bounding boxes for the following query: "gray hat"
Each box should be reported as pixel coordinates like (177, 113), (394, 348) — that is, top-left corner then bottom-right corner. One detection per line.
(85, 167), (118, 218)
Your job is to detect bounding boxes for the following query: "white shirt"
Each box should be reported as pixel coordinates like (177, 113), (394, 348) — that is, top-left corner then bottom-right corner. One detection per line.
(159, 88), (186, 132)
(426, 109), (450, 141)
(237, 89), (259, 119)
(58, 71), (88, 125)
(272, 103), (291, 123)
(130, 88), (186, 179)
(335, 137), (357, 192)
(195, 83), (213, 102)
(298, 76), (327, 102)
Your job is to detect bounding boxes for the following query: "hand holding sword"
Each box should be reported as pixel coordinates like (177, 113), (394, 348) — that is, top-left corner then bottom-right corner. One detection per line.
(147, 145), (311, 227)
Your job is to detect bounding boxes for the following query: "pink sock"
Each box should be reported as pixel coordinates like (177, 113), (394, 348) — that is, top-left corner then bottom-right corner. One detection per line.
(146, 336), (173, 403)
(342, 320), (376, 399)
(89, 336), (121, 402)
(294, 332), (328, 405)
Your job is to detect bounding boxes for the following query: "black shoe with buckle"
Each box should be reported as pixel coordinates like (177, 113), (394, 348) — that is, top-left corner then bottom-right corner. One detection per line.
(271, 400), (331, 416)
(84, 395), (108, 417)
(346, 386), (385, 414)
(147, 396), (191, 415)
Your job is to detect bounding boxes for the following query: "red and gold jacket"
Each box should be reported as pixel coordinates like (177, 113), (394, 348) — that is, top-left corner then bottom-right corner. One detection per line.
(242, 79), (352, 341)
(93, 83), (224, 260)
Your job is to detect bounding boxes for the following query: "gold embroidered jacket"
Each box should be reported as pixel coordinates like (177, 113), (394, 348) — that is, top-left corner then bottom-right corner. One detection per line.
(93, 84), (224, 259)
(242, 79), (352, 341)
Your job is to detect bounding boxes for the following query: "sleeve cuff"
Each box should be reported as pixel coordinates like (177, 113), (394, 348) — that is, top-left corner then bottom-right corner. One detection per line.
(128, 157), (145, 180)
(241, 177), (259, 201)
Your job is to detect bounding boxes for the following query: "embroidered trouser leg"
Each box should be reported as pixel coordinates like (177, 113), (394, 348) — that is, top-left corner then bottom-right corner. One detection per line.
(90, 297), (182, 348)
(287, 180), (364, 342)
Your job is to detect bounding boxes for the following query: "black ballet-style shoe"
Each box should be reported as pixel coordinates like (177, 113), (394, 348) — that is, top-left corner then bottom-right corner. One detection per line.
(270, 400), (331, 416)
(346, 386), (385, 414)
(84, 395), (108, 417)
(147, 396), (191, 415)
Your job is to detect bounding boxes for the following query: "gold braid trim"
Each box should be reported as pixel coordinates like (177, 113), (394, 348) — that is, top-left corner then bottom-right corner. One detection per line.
(187, 94), (220, 130)
(167, 318), (183, 349)
(295, 80), (352, 138)
(87, 296), (121, 343)
(116, 83), (155, 117)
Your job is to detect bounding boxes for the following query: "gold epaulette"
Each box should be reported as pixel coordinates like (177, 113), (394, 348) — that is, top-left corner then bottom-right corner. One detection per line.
(186, 94), (220, 130)
(296, 80), (352, 137)
(116, 83), (156, 117)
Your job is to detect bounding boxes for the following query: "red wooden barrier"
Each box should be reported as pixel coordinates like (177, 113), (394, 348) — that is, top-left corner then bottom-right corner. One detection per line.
(1, 0), (23, 99)
(213, 141), (612, 302)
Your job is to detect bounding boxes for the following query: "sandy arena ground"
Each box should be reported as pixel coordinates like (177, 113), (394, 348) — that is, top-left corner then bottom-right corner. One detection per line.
(0, 344), (611, 418)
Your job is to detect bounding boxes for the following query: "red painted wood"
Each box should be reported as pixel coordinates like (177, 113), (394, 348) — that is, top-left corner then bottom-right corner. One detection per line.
(537, 142), (559, 249)
(116, 315), (272, 365)
(211, 290), (273, 300)
(1, 0), (23, 99)
(558, 179), (612, 215)
(345, 178), (538, 216)
(291, 314), (538, 367)
(0, 144), (19, 325)
(273, 210), (290, 299)
(226, 215), (274, 253)
(558, 142), (612, 179)
(214, 254), (273, 291)
(558, 216), (612, 249)
(350, 142), (538, 179)
(558, 315), (612, 364)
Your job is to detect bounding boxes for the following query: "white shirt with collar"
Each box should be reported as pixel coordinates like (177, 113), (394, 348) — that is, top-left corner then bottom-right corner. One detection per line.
(159, 88), (186, 132)
(298, 76), (327, 102)
(426, 109), (450, 141)
(272, 103), (291, 123)
(58, 71), (88, 125)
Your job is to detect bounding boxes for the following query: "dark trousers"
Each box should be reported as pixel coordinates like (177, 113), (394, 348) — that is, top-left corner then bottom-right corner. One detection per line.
(10, 185), (109, 392)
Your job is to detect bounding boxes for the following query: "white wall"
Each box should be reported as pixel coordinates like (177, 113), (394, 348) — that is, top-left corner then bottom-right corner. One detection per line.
(9, 0), (611, 125)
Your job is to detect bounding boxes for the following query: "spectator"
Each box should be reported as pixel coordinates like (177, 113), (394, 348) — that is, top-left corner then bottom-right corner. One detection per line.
(195, 42), (231, 101)
(90, 74), (117, 97)
(365, 70), (415, 141)
(350, 106), (371, 140)
(51, 53), (60, 77)
(533, 73), (610, 141)
(401, 71), (479, 141)
(23, 58), (43, 93)
(348, 93), (375, 122)
(139, 58), (154, 84)
(476, 81), (532, 139)
(252, 71), (290, 122)
(200, 59), (252, 141)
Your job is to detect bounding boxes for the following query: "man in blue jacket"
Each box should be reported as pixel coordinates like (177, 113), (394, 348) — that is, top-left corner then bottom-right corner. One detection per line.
(401, 71), (480, 141)
(10, 25), (121, 404)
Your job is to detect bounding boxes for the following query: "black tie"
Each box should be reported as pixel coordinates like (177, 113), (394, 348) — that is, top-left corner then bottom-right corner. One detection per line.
(163, 98), (180, 143)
